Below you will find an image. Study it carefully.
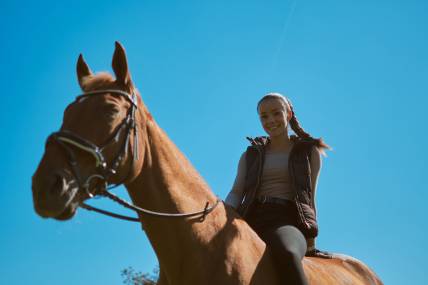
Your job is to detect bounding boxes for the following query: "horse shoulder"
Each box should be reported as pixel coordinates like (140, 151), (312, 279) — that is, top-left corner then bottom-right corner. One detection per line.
(215, 207), (280, 284)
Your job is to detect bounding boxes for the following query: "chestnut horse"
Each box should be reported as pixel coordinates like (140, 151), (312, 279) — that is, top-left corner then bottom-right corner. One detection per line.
(32, 42), (382, 285)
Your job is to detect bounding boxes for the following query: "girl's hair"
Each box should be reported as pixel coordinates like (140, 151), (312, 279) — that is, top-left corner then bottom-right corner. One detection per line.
(257, 92), (331, 152)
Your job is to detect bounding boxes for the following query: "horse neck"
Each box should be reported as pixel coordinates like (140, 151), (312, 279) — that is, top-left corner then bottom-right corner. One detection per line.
(125, 115), (221, 268)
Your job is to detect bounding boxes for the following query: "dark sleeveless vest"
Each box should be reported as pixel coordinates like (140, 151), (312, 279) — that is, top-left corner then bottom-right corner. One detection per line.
(237, 135), (319, 238)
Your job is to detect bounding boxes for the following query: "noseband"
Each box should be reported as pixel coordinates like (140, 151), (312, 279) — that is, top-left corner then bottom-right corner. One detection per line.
(47, 89), (219, 222)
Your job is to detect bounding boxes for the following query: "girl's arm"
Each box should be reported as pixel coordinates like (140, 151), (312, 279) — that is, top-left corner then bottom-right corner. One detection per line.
(307, 146), (322, 250)
(225, 151), (247, 209)
(310, 146), (322, 216)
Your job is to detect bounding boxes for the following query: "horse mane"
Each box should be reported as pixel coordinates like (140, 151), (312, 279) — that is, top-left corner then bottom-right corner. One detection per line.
(80, 72), (115, 91)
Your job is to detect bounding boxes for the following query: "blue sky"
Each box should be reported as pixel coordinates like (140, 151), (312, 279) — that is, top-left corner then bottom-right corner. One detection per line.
(1, 0), (427, 284)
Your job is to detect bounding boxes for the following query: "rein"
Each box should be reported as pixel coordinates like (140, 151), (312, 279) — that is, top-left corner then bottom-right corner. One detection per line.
(48, 89), (220, 222)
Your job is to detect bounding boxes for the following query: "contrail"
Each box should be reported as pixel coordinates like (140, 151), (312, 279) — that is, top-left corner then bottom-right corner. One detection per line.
(270, 0), (298, 73)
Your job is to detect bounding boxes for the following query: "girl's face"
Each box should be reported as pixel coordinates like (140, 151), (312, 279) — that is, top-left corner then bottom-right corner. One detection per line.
(258, 98), (291, 138)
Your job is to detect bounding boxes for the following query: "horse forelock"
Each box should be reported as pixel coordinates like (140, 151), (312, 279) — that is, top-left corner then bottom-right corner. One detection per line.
(81, 72), (115, 92)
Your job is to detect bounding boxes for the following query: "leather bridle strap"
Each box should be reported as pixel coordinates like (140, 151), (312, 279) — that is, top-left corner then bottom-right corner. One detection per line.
(54, 131), (106, 168)
(80, 203), (141, 222)
(76, 89), (138, 107)
(81, 191), (221, 222)
(101, 190), (220, 219)
(46, 89), (138, 198)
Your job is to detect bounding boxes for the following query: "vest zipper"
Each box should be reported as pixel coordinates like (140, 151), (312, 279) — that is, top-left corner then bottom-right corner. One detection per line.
(251, 145), (264, 208)
(255, 146), (264, 193)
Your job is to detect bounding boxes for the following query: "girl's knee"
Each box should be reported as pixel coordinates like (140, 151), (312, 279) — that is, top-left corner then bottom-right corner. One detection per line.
(267, 226), (307, 259)
(281, 247), (303, 262)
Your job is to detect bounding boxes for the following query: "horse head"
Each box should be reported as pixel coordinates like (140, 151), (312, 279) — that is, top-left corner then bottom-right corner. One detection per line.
(32, 42), (145, 220)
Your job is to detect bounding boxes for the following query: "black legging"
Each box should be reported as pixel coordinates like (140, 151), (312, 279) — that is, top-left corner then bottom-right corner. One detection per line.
(246, 200), (309, 285)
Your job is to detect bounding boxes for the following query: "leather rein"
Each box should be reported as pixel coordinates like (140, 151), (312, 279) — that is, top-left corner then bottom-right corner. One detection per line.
(47, 89), (220, 222)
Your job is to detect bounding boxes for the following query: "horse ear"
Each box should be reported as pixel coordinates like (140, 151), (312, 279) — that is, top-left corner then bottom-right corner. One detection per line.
(112, 41), (132, 87)
(76, 54), (93, 90)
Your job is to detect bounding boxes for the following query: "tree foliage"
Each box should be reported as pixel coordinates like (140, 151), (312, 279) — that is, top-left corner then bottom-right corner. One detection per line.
(121, 266), (159, 285)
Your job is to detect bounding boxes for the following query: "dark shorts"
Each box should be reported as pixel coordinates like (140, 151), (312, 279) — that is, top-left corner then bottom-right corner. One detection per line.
(245, 199), (310, 285)
(245, 199), (308, 239)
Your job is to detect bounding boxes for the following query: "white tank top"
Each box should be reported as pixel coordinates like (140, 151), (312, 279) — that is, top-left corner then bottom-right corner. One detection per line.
(257, 151), (295, 201)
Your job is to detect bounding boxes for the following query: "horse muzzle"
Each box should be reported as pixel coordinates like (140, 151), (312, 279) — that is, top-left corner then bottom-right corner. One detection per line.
(32, 170), (80, 220)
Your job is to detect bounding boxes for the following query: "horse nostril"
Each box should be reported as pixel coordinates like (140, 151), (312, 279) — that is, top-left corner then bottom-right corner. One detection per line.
(49, 174), (66, 196)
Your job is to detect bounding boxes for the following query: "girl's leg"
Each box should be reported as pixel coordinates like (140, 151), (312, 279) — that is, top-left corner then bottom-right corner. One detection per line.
(262, 225), (309, 285)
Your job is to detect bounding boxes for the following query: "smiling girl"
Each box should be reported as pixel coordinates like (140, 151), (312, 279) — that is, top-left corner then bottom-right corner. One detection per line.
(225, 92), (331, 284)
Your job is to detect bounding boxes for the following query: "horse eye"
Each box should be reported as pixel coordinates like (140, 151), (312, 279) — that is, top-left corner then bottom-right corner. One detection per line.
(102, 106), (119, 119)
(107, 109), (119, 118)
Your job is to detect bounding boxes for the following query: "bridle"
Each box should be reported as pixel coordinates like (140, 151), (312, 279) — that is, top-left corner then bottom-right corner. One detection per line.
(49, 89), (139, 195)
(47, 89), (220, 222)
